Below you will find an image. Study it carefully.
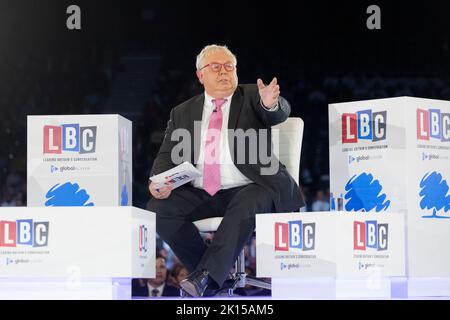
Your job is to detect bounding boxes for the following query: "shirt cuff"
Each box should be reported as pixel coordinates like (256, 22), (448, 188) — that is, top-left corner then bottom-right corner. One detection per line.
(260, 99), (279, 112)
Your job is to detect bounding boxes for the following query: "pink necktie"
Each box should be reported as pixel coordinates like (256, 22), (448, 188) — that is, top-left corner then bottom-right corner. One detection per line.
(203, 98), (227, 196)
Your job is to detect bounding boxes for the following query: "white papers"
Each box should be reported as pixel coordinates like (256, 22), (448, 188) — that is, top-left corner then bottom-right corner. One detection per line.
(149, 161), (202, 190)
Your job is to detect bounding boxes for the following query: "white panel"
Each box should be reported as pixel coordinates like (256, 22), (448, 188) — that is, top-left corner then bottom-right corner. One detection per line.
(0, 206), (154, 278)
(329, 96), (450, 297)
(27, 115), (132, 207)
(256, 212), (404, 278)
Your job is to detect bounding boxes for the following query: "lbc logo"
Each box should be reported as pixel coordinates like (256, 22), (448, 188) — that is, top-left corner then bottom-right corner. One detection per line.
(342, 110), (387, 143)
(353, 220), (388, 251)
(138, 225), (148, 253)
(275, 221), (315, 252)
(43, 124), (97, 154)
(416, 109), (450, 142)
(0, 220), (49, 247)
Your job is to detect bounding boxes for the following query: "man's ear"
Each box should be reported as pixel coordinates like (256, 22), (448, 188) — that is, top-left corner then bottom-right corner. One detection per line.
(196, 70), (204, 84)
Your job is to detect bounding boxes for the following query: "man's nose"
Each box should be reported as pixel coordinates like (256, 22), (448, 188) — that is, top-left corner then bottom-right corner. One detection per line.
(218, 66), (228, 75)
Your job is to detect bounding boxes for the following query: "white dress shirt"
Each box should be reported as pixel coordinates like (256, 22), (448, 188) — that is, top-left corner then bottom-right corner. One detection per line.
(147, 282), (165, 297)
(192, 92), (252, 190)
(192, 91), (278, 191)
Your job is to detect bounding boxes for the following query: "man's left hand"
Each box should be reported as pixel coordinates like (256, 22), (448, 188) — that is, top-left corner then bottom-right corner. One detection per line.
(257, 77), (280, 109)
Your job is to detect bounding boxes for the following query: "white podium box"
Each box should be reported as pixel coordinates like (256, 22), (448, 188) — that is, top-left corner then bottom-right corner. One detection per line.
(256, 212), (405, 298)
(329, 97), (450, 297)
(256, 212), (337, 278)
(27, 115), (132, 207)
(0, 206), (155, 299)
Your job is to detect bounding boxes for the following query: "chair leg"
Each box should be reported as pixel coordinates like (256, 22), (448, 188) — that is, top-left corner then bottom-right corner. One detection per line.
(233, 247), (272, 291)
(233, 248), (247, 289)
(180, 288), (188, 298)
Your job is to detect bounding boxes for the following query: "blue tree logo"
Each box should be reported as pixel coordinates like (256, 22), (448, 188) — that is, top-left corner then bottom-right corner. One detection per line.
(45, 182), (94, 206)
(419, 172), (450, 219)
(344, 172), (391, 212)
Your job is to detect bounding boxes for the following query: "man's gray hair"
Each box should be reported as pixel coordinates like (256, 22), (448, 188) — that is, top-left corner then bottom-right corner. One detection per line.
(195, 44), (237, 70)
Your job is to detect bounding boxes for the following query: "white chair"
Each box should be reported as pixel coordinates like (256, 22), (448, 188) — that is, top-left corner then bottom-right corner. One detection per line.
(192, 118), (304, 296)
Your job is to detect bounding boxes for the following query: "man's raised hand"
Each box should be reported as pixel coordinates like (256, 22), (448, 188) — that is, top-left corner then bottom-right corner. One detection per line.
(257, 77), (280, 109)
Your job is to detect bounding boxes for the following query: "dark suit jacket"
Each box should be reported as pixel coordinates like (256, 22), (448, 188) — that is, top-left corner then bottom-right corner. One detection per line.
(132, 279), (180, 297)
(150, 84), (305, 212)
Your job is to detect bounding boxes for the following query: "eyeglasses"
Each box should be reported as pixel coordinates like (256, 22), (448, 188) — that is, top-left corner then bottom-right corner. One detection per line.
(199, 62), (236, 72)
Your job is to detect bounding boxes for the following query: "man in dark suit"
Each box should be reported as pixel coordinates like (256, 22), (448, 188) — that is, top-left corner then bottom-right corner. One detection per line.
(132, 254), (180, 298)
(147, 44), (304, 297)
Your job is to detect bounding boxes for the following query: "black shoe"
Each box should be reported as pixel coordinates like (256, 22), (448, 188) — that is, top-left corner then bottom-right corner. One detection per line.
(180, 270), (210, 297)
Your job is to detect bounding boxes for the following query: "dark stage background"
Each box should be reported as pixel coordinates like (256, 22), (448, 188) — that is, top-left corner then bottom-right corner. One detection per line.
(1, 0), (450, 290)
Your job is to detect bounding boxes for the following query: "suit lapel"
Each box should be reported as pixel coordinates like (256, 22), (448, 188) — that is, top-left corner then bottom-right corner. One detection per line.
(189, 94), (204, 164)
(228, 86), (243, 131)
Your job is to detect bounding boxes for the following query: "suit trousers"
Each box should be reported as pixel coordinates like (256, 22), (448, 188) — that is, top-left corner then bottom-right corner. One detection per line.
(147, 183), (274, 287)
